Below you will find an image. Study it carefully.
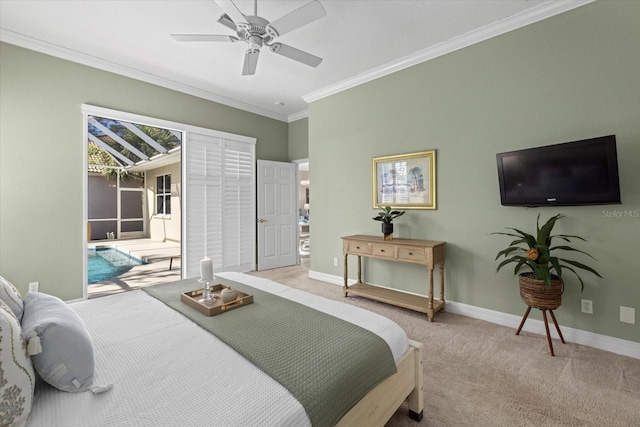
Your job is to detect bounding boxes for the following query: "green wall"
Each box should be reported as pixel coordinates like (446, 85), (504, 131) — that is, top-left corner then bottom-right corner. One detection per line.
(308, 1), (640, 343)
(0, 42), (288, 301)
(288, 117), (309, 161)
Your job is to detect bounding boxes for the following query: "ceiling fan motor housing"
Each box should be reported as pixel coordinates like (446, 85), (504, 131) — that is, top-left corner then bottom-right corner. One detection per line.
(238, 16), (272, 45)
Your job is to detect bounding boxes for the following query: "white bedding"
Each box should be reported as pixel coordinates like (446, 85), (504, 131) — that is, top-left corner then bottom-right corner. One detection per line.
(27, 272), (408, 426)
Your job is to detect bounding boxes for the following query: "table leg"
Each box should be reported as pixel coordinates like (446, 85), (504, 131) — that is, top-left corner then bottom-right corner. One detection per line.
(427, 267), (434, 322)
(357, 255), (362, 284)
(343, 253), (348, 297)
(439, 262), (445, 311)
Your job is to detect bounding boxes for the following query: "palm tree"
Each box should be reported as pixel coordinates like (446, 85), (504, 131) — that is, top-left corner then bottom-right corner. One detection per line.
(408, 166), (423, 192)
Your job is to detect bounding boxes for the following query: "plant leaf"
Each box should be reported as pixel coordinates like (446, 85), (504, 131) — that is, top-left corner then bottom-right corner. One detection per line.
(559, 259), (602, 278)
(495, 246), (526, 260)
(550, 245), (597, 260)
(558, 264), (585, 292)
(537, 214), (562, 246)
(496, 255), (526, 272)
(508, 228), (536, 247)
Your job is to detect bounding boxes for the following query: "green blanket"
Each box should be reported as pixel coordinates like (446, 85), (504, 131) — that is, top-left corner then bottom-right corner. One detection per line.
(143, 276), (397, 427)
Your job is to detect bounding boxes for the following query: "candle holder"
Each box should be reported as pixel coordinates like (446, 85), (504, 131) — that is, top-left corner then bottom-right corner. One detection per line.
(198, 279), (215, 303)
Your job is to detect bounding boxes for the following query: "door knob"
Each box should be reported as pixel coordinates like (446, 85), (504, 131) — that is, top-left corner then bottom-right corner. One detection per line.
(258, 218), (267, 223)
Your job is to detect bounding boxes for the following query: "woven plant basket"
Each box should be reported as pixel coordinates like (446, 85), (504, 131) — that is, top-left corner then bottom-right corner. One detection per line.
(518, 273), (563, 310)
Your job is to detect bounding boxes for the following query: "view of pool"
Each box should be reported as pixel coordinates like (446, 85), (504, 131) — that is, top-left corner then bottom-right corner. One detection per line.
(88, 248), (145, 284)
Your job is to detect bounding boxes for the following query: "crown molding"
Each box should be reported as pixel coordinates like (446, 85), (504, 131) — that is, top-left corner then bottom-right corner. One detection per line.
(287, 110), (309, 123)
(0, 29), (289, 123)
(2, 0), (594, 123)
(303, 0), (595, 104)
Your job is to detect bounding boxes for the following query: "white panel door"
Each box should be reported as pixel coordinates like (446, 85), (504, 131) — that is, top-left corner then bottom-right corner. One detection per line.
(257, 160), (297, 270)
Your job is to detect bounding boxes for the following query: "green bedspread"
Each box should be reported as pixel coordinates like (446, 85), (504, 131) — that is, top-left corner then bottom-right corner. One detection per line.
(143, 276), (397, 427)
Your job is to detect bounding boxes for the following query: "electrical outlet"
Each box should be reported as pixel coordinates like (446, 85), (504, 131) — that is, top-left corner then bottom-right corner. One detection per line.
(620, 306), (635, 324)
(28, 282), (39, 293)
(333, 257), (338, 266)
(581, 299), (593, 314)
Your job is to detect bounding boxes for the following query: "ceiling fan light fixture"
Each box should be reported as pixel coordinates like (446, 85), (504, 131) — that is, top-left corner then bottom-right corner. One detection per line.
(247, 35), (263, 50)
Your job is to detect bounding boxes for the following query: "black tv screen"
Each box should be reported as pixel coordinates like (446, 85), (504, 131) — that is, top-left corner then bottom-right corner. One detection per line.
(496, 135), (621, 206)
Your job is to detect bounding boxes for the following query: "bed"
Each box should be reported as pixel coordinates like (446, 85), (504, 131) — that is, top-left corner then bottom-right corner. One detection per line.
(1, 272), (423, 426)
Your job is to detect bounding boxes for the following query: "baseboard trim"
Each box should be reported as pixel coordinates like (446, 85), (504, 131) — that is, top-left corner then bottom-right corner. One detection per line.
(309, 270), (640, 360)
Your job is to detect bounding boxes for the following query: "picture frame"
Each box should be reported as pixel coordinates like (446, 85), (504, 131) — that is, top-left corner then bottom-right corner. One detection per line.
(372, 150), (436, 209)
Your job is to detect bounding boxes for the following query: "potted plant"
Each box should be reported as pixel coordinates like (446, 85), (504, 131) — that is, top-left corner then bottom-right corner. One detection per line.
(492, 213), (602, 310)
(373, 206), (405, 240)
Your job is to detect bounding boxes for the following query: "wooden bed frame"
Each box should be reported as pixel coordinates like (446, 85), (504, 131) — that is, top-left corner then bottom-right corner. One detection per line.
(338, 339), (424, 426)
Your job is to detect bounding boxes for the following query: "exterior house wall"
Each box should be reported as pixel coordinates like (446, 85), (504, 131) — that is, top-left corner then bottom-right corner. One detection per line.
(147, 161), (181, 242)
(87, 173), (117, 240)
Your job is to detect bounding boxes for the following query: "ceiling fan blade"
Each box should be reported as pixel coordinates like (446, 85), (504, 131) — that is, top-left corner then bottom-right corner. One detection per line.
(171, 34), (237, 42)
(214, 0), (247, 26)
(217, 13), (237, 31)
(242, 49), (260, 76)
(266, 0), (326, 37)
(270, 43), (322, 67)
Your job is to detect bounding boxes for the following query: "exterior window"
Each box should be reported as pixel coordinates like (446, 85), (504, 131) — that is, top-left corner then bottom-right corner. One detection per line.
(156, 174), (171, 215)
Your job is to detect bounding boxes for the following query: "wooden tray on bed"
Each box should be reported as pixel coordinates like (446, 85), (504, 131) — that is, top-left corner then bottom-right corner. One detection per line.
(180, 284), (253, 316)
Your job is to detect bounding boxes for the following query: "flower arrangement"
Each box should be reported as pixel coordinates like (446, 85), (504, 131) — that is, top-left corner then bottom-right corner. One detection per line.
(492, 213), (601, 291)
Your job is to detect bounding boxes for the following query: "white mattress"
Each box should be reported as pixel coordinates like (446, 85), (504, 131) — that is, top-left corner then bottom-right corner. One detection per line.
(27, 273), (408, 426)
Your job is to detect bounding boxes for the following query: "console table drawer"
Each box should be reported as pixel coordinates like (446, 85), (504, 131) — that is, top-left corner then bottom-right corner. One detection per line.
(371, 243), (395, 259)
(397, 246), (427, 263)
(346, 241), (371, 255)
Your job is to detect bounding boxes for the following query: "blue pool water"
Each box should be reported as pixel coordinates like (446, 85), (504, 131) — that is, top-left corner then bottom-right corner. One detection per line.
(88, 248), (144, 284)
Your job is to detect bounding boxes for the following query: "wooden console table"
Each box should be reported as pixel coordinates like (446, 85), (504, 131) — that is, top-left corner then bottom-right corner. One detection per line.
(342, 235), (446, 321)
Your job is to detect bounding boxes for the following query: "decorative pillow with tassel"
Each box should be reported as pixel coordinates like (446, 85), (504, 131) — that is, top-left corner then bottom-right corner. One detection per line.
(21, 292), (95, 392)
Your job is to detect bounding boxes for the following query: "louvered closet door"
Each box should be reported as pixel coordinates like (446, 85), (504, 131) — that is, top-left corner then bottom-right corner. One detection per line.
(222, 140), (255, 272)
(184, 130), (255, 279)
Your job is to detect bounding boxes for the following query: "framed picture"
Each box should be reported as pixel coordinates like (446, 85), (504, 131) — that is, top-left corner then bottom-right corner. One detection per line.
(372, 150), (436, 209)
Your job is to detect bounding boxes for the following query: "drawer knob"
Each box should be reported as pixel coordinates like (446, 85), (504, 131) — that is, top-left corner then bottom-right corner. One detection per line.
(356, 246), (360, 249)
(380, 249), (385, 252)
(409, 252), (413, 255)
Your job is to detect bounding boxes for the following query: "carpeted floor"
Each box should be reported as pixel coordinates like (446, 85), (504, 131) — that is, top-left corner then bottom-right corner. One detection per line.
(250, 263), (640, 427)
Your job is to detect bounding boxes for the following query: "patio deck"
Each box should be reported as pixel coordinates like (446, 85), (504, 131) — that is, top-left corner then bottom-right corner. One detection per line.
(88, 238), (181, 298)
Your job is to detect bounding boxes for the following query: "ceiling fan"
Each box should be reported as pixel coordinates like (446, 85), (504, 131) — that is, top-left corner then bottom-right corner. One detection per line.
(172, 0), (326, 76)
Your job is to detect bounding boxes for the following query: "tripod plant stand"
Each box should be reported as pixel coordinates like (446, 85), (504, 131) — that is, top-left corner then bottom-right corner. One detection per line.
(516, 305), (566, 356)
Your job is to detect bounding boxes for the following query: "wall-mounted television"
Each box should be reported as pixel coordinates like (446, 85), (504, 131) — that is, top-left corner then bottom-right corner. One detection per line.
(496, 135), (621, 207)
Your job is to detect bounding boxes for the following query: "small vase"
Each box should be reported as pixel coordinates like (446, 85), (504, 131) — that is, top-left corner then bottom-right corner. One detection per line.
(381, 223), (393, 240)
(221, 287), (238, 303)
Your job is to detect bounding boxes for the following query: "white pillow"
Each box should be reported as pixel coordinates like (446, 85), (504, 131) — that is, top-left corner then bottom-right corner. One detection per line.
(0, 299), (35, 427)
(0, 275), (24, 321)
(21, 292), (95, 392)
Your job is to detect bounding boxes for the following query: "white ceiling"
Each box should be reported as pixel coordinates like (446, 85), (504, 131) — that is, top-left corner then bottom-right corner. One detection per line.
(0, 0), (591, 122)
